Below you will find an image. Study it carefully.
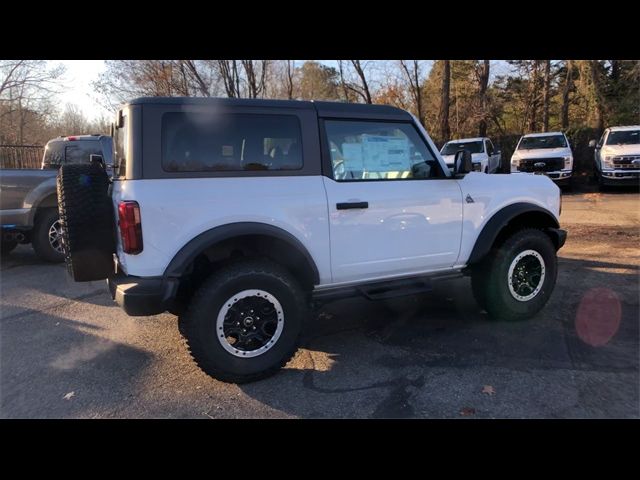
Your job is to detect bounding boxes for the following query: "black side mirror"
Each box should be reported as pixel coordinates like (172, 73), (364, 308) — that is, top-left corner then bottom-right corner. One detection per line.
(454, 150), (473, 175)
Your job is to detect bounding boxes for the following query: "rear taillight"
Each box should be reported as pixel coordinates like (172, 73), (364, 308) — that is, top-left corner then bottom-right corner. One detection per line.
(118, 201), (143, 254)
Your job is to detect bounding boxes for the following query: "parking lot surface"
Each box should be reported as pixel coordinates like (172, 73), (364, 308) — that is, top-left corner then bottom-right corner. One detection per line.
(1, 190), (638, 418)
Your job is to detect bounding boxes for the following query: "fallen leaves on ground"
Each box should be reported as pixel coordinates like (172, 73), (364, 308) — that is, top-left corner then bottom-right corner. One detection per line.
(482, 385), (496, 395)
(460, 407), (476, 416)
(63, 391), (75, 400)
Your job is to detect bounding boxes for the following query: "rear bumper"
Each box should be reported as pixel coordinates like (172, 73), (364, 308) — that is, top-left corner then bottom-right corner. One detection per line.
(107, 271), (178, 316)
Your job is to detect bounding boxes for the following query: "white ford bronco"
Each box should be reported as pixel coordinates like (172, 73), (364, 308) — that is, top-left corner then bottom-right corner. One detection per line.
(57, 97), (566, 383)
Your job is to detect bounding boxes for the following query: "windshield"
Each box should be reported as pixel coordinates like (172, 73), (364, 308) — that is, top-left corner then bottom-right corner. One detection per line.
(518, 135), (567, 150)
(606, 130), (640, 145)
(441, 141), (484, 155)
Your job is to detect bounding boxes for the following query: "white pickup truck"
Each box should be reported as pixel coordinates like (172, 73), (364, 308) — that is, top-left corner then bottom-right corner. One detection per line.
(590, 125), (640, 189)
(440, 137), (501, 173)
(510, 132), (573, 186)
(56, 98), (566, 383)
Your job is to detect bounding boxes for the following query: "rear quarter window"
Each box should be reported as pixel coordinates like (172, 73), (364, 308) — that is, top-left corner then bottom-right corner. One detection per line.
(161, 113), (303, 172)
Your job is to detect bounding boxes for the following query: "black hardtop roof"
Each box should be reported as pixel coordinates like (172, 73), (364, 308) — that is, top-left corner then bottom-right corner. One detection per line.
(124, 97), (411, 119)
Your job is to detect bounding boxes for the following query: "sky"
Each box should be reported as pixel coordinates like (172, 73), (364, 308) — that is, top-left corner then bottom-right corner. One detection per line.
(52, 60), (110, 121)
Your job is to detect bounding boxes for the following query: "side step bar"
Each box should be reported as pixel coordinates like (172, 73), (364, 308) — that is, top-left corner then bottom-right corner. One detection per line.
(312, 271), (464, 305)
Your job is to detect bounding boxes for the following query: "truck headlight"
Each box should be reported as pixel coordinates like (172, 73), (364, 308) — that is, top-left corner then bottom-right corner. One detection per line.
(603, 156), (614, 169)
(564, 156), (573, 169)
(472, 163), (482, 172)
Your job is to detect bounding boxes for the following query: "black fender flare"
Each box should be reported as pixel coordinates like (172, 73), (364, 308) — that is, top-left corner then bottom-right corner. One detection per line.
(467, 202), (560, 265)
(163, 222), (320, 284)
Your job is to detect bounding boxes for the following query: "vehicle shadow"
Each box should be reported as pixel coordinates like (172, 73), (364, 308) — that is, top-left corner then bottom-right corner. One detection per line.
(0, 308), (152, 418)
(238, 256), (639, 418)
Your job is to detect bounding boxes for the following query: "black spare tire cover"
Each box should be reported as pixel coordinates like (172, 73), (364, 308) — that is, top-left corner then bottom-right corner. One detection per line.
(57, 163), (116, 282)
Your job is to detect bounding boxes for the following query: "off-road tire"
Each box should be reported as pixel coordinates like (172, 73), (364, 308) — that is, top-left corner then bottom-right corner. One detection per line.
(32, 208), (65, 263)
(179, 259), (307, 383)
(57, 163), (116, 281)
(475, 228), (557, 321)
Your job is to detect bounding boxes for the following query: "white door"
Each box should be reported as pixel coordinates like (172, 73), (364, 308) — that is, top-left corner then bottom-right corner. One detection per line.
(485, 139), (499, 172)
(322, 119), (464, 285)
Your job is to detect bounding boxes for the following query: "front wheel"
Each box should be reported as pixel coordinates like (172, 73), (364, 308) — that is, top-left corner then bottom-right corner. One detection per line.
(179, 259), (307, 383)
(474, 229), (558, 321)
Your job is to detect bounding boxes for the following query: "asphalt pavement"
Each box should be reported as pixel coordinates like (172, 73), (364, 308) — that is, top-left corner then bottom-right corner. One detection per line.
(1, 190), (638, 418)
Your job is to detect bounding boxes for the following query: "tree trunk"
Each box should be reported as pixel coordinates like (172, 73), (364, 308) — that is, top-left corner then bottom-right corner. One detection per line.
(439, 60), (451, 140)
(528, 60), (540, 132)
(590, 60), (605, 131)
(561, 60), (573, 130)
(477, 60), (490, 136)
(286, 60), (294, 100)
(542, 60), (551, 132)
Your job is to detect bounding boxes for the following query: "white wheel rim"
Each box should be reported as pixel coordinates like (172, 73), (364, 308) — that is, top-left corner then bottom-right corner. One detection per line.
(507, 249), (546, 302)
(216, 289), (284, 358)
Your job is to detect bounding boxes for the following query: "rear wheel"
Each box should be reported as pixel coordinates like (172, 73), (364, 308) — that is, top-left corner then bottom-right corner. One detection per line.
(473, 229), (557, 321)
(32, 209), (65, 263)
(179, 259), (307, 383)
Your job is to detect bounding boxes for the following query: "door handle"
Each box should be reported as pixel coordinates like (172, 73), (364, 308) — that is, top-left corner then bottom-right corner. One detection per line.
(336, 201), (369, 210)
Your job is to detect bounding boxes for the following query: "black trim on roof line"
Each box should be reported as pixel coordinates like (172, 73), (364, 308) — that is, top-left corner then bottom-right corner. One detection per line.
(124, 97), (409, 116)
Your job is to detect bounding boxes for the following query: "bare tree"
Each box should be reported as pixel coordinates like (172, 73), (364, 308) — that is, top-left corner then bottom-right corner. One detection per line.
(439, 60), (451, 140)
(285, 60), (295, 100)
(542, 60), (551, 131)
(399, 60), (425, 126)
(475, 60), (490, 136)
(589, 60), (606, 131)
(217, 60), (241, 98)
(561, 60), (573, 130)
(350, 60), (372, 104)
(241, 61), (269, 98)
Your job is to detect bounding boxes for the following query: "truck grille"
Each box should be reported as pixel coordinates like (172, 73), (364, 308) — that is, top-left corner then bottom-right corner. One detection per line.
(612, 156), (640, 169)
(518, 157), (564, 173)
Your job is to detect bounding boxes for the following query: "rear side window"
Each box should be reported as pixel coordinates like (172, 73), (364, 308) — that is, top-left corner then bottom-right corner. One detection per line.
(161, 113), (303, 172)
(65, 142), (103, 164)
(43, 142), (64, 166)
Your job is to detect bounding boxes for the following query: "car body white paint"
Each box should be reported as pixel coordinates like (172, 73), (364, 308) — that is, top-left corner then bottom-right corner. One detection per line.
(112, 173), (560, 288)
(510, 132), (573, 180)
(440, 137), (501, 174)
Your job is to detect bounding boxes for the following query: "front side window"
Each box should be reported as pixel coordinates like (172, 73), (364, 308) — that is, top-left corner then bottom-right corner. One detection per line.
(518, 135), (567, 150)
(441, 141), (484, 155)
(606, 130), (640, 145)
(161, 113), (303, 172)
(65, 142), (103, 164)
(325, 120), (440, 181)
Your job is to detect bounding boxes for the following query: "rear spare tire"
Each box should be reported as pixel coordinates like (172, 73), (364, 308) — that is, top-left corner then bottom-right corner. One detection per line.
(57, 163), (116, 281)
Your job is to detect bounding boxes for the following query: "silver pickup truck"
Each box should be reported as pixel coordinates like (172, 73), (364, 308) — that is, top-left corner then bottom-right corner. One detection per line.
(0, 169), (62, 261)
(0, 134), (113, 261)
